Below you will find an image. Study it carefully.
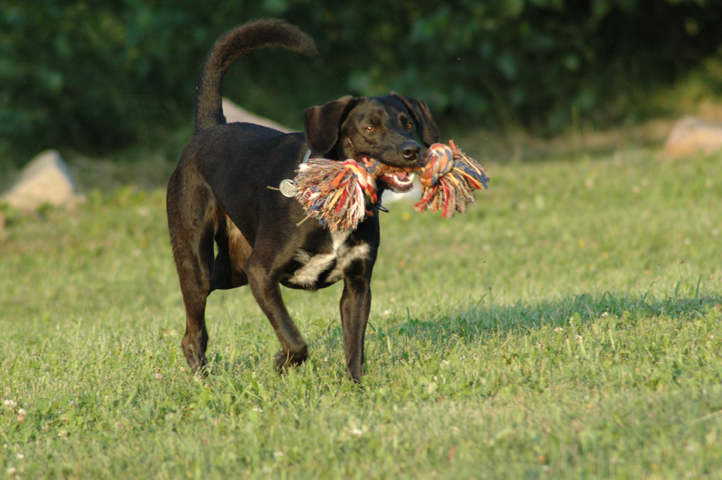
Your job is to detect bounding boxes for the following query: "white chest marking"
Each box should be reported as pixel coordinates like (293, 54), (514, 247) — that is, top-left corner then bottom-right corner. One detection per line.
(290, 231), (370, 287)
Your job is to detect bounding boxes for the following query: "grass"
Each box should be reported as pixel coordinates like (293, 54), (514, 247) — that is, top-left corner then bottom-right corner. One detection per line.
(1, 146), (722, 479)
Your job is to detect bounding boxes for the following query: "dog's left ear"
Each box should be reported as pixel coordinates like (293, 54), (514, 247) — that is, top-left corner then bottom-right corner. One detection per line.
(304, 96), (357, 156)
(389, 92), (440, 147)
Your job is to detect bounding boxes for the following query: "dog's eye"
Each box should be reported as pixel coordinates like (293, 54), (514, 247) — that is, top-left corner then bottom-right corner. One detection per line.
(364, 126), (375, 133)
(406, 122), (414, 130)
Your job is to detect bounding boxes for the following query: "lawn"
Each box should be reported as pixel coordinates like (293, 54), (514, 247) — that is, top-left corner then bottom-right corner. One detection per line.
(1, 145), (722, 479)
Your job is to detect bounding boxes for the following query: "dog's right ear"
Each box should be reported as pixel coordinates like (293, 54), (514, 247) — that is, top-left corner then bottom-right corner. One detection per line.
(304, 96), (356, 157)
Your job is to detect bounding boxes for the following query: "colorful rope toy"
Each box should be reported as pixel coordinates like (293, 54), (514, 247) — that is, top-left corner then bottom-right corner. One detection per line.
(284, 140), (490, 232)
(413, 140), (490, 218)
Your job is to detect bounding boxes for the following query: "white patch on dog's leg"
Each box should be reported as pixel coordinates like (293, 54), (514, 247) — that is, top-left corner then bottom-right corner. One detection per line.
(290, 231), (351, 287)
(290, 252), (336, 287)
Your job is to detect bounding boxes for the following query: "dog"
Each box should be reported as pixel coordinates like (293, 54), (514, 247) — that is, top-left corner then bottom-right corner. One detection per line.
(167, 19), (439, 382)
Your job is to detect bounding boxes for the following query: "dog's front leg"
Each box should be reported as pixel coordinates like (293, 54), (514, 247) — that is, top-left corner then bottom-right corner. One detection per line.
(340, 276), (372, 382)
(245, 258), (309, 371)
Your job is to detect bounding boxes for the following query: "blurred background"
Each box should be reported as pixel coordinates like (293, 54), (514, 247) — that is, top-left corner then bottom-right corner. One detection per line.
(2, 0), (722, 172)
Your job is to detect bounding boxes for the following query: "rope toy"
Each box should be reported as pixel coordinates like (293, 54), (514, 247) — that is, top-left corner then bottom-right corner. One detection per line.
(414, 140), (490, 218)
(285, 140), (490, 232)
(292, 159), (383, 232)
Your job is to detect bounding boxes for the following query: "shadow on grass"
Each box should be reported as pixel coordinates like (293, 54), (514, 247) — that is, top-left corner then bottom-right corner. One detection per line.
(378, 289), (722, 343)
(207, 288), (722, 377)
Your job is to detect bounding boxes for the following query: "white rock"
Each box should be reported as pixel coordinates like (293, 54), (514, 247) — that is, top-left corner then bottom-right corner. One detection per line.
(1, 150), (84, 211)
(222, 98), (291, 132)
(664, 117), (722, 158)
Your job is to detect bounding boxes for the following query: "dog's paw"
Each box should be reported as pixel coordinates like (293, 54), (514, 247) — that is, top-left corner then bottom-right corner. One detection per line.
(194, 362), (211, 378)
(275, 347), (308, 371)
(182, 351), (209, 377)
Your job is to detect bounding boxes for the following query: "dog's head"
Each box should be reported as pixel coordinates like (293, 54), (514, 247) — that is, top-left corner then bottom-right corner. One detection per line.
(304, 92), (440, 192)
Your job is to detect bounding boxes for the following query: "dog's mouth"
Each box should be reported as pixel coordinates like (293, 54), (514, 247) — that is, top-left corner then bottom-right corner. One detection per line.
(380, 170), (415, 192)
(359, 156), (416, 193)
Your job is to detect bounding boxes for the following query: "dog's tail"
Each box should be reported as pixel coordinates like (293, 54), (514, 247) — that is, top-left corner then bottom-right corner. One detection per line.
(194, 19), (318, 133)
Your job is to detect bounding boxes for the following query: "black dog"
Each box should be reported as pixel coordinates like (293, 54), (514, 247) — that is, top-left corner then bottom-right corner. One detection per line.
(167, 19), (439, 381)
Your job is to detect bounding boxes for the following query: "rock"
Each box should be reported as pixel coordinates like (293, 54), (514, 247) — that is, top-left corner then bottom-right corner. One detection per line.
(222, 98), (292, 133)
(664, 117), (722, 158)
(1, 150), (84, 211)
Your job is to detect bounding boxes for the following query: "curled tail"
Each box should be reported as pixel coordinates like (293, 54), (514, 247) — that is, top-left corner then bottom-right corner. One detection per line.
(194, 19), (318, 133)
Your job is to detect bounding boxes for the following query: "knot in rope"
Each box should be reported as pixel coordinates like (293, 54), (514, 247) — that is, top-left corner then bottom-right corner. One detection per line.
(415, 143), (456, 187)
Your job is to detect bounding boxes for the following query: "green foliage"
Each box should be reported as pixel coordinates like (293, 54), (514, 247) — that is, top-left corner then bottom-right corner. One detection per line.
(2, 0), (722, 163)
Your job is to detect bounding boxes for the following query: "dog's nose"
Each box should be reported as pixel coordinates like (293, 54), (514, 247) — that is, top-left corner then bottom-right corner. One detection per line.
(401, 141), (420, 161)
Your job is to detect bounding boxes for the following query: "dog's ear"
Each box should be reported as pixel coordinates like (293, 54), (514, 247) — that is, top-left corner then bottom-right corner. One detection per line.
(389, 92), (440, 147)
(304, 96), (356, 156)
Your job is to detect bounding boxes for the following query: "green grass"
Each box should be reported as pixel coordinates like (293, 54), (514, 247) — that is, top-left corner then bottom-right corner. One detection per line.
(2, 148), (722, 479)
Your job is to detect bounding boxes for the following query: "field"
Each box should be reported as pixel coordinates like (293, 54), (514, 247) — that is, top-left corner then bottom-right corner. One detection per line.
(2, 146), (722, 479)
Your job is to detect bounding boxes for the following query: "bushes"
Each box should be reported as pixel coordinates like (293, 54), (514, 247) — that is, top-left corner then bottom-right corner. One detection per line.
(2, 0), (721, 164)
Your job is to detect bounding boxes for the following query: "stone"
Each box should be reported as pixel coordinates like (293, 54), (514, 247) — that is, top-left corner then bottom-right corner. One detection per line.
(664, 117), (722, 158)
(1, 150), (84, 211)
(222, 98), (291, 132)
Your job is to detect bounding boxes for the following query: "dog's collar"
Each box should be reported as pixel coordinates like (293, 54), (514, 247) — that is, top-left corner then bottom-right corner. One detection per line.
(277, 150), (312, 197)
(374, 198), (389, 213)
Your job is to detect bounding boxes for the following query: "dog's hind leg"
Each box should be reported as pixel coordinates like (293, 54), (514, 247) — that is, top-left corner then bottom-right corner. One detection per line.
(209, 215), (251, 291)
(245, 252), (308, 371)
(167, 168), (216, 374)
